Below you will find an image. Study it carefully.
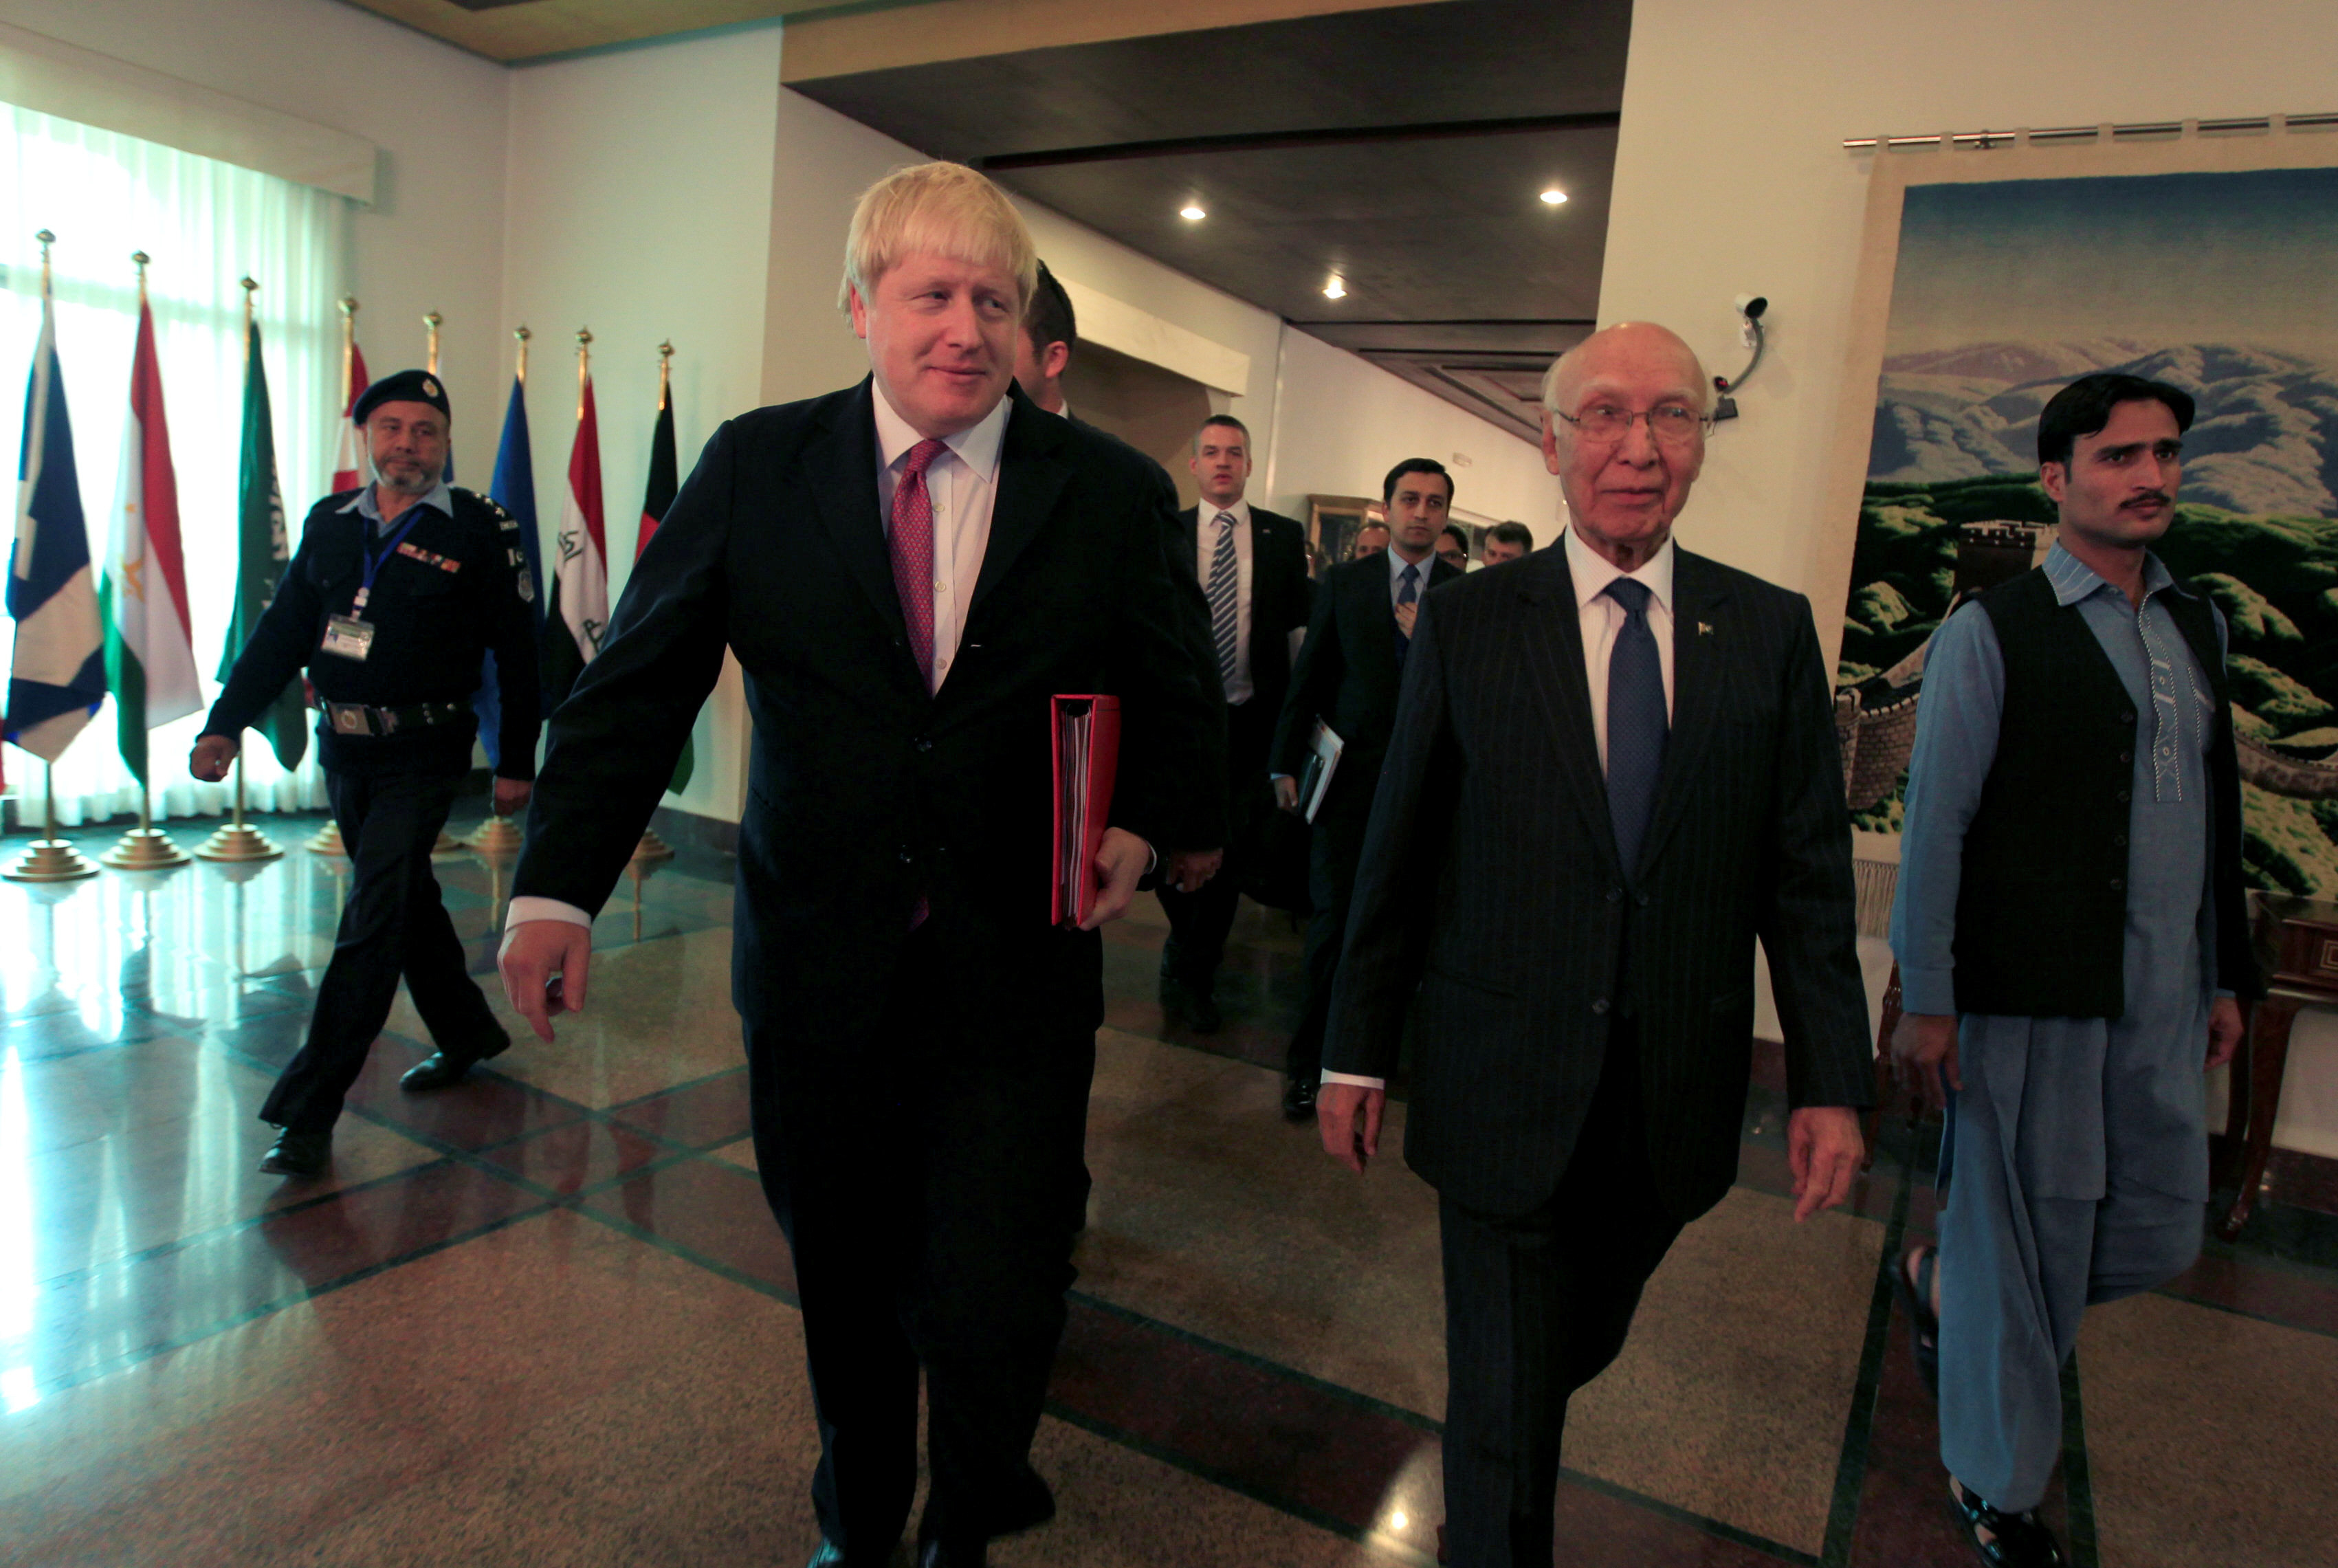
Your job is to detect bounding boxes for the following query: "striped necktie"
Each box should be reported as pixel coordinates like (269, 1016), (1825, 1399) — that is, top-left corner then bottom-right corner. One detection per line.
(1208, 511), (1239, 692)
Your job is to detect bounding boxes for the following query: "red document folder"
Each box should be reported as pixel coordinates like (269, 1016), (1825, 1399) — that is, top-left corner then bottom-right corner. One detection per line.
(1051, 694), (1121, 927)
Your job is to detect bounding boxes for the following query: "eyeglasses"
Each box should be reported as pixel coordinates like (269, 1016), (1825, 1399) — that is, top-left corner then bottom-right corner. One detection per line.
(1552, 404), (1710, 446)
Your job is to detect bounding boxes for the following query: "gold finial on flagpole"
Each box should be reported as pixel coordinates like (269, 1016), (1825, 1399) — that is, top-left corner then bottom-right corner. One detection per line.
(131, 250), (149, 305)
(514, 324), (531, 386)
(575, 327), (592, 421)
(35, 229), (53, 291)
(338, 296), (359, 412)
(424, 309), (443, 374)
(657, 339), (674, 406)
(240, 276), (258, 364)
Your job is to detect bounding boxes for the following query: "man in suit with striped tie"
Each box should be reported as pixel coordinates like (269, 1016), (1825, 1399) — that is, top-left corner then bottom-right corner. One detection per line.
(1156, 415), (1313, 1033)
(1318, 322), (1873, 1567)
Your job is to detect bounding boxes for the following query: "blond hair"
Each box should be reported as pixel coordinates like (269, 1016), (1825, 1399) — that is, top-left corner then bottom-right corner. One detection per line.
(839, 162), (1038, 314)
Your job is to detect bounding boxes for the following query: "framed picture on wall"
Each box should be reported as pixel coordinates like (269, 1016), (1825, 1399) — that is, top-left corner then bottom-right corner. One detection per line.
(1307, 494), (1385, 572)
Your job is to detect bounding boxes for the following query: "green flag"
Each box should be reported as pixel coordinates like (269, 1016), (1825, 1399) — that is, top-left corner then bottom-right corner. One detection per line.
(218, 317), (307, 771)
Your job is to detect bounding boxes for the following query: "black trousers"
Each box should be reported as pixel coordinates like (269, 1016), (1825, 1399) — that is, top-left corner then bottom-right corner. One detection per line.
(1283, 759), (1376, 1081)
(747, 930), (1096, 1555)
(260, 769), (501, 1133)
(1156, 694), (1277, 991)
(1438, 1021), (1686, 1568)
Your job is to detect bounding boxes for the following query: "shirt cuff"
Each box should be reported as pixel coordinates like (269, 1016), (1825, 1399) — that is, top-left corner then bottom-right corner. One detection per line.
(1897, 964), (1956, 1018)
(507, 896), (593, 931)
(1321, 1070), (1386, 1090)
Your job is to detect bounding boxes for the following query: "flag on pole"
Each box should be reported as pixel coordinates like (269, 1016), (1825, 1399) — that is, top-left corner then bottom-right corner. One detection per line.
(542, 374), (606, 708)
(218, 316), (307, 771)
(6, 272), (107, 764)
(638, 377), (691, 794)
(100, 293), (202, 786)
(328, 340), (370, 494)
(472, 369), (543, 769)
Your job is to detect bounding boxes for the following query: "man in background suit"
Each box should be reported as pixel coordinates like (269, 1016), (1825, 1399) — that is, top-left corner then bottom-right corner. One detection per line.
(498, 164), (1223, 1568)
(1013, 260), (1077, 418)
(1270, 458), (1462, 1120)
(1318, 323), (1872, 1567)
(1156, 415), (1312, 1030)
(1481, 520), (1534, 566)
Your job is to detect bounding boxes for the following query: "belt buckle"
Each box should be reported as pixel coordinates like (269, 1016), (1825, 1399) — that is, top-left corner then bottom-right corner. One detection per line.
(327, 702), (373, 736)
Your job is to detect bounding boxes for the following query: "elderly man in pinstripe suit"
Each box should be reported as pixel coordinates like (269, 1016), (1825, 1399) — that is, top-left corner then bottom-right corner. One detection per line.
(1317, 322), (1875, 1568)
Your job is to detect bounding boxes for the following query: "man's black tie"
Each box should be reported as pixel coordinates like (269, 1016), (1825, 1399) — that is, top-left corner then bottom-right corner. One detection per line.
(1604, 577), (1667, 877)
(1395, 560), (1420, 665)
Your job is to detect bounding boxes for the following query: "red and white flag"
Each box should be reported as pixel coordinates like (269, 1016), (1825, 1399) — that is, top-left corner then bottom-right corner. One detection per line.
(100, 296), (202, 784)
(542, 375), (607, 703)
(328, 341), (370, 494)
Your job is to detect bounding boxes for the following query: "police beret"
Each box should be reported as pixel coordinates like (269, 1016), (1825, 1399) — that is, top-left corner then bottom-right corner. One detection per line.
(353, 368), (450, 425)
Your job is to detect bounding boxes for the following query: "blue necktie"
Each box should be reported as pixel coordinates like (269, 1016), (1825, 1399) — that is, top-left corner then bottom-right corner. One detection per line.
(1395, 561), (1420, 665)
(1604, 577), (1667, 876)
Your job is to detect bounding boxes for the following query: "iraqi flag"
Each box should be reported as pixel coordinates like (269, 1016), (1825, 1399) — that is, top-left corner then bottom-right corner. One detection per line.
(328, 340), (370, 494)
(101, 296), (202, 786)
(541, 374), (606, 708)
(637, 379), (691, 794)
(6, 277), (107, 764)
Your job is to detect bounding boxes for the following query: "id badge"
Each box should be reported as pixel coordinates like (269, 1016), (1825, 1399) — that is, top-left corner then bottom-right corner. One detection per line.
(322, 614), (375, 661)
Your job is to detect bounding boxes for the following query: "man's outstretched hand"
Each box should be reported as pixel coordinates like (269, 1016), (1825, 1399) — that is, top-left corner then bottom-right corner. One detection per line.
(499, 919), (593, 1042)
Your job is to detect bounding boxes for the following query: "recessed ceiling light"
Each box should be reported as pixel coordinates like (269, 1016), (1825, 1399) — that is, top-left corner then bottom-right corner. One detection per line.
(1323, 276), (1347, 300)
(1540, 188), (1568, 206)
(1180, 203), (1206, 221)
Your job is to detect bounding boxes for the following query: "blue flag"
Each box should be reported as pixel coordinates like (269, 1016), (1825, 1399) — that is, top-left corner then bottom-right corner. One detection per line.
(473, 373), (542, 769)
(7, 282), (107, 763)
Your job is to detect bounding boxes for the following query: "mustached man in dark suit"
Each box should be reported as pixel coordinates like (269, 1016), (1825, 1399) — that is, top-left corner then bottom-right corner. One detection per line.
(1318, 324), (1873, 1568)
(1270, 459), (1462, 1119)
(498, 164), (1224, 1568)
(1154, 415), (1312, 1031)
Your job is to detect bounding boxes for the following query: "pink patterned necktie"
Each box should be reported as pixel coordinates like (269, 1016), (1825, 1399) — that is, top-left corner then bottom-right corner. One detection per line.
(890, 437), (947, 690)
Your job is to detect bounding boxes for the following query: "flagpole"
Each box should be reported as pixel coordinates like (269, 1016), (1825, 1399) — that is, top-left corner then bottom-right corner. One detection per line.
(3, 231), (98, 885)
(468, 320), (539, 861)
(308, 297), (360, 857)
(196, 276), (284, 865)
(100, 248), (191, 874)
(631, 338), (677, 870)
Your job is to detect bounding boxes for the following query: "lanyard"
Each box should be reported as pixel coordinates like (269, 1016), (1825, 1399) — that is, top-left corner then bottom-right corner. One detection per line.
(353, 508), (428, 612)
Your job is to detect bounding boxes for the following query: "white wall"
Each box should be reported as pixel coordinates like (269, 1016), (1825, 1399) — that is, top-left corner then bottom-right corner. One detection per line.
(1608, 0), (2338, 1157)
(1264, 329), (1556, 536)
(502, 27), (784, 825)
(3, 0), (511, 463)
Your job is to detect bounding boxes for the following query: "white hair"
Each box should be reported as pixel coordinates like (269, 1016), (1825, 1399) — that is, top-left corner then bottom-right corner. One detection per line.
(1540, 325), (1714, 419)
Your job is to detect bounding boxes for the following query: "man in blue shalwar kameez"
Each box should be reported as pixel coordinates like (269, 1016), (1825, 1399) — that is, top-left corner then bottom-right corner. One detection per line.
(1887, 372), (2261, 1568)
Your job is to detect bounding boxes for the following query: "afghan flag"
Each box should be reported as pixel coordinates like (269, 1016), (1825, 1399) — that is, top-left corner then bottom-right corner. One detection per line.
(6, 274), (106, 764)
(328, 340), (370, 494)
(541, 374), (606, 709)
(472, 370), (543, 769)
(100, 296), (201, 786)
(638, 379), (691, 794)
(217, 317), (307, 771)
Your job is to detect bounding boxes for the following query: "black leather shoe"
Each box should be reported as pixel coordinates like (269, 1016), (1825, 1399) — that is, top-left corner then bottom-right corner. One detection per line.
(400, 1028), (511, 1091)
(1281, 1074), (1318, 1123)
(1950, 1479), (2066, 1566)
(804, 1537), (901, 1567)
(259, 1127), (331, 1177)
(918, 1539), (986, 1568)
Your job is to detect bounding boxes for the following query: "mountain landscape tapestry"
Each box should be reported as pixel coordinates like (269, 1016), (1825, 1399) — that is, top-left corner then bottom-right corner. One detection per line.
(1835, 164), (2338, 897)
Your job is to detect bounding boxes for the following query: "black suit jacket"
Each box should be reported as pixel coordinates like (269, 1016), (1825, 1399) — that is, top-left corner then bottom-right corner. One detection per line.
(1178, 503), (1312, 727)
(1323, 546), (1873, 1222)
(514, 379), (1226, 1048)
(1270, 551), (1460, 784)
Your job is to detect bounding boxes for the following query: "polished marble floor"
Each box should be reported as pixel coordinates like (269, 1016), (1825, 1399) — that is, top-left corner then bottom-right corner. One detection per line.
(3, 811), (2335, 1567)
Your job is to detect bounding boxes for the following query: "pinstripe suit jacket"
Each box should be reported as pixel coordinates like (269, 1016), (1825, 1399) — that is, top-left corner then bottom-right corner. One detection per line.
(1321, 544), (1873, 1222)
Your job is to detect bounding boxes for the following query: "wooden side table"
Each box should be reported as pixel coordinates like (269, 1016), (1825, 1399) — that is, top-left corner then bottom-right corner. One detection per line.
(2218, 895), (2338, 1241)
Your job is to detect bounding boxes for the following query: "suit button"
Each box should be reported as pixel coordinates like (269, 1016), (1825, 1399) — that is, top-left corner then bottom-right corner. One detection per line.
(914, 736), (933, 753)
(2118, 751), (2132, 764)
(1636, 892), (1651, 907)
(2116, 789), (2131, 803)
(2113, 832), (2127, 846)
(898, 847), (914, 863)
(2119, 710), (2137, 725)
(1591, 998), (1611, 1016)
(2109, 876), (2125, 891)
(1605, 886), (1623, 903)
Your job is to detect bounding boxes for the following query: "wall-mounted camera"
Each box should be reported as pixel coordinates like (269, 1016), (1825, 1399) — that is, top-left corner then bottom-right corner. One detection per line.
(1713, 294), (1769, 421)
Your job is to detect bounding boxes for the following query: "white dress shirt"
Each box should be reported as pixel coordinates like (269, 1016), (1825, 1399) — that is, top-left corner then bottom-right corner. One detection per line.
(1385, 543), (1433, 608)
(507, 383), (1011, 934)
(1198, 496), (1255, 705)
(1321, 526), (1679, 1091)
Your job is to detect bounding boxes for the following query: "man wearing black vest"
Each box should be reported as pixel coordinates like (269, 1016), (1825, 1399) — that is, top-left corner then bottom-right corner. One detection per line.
(1889, 372), (2259, 1568)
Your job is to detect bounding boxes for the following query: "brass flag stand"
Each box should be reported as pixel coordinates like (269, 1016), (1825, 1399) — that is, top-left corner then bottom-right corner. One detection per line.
(5, 765), (100, 883)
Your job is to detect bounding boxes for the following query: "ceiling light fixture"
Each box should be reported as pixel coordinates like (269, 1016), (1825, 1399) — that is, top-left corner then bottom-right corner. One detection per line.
(1180, 203), (1206, 221)
(1540, 188), (1568, 206)
(1323, 276), (1347, 300)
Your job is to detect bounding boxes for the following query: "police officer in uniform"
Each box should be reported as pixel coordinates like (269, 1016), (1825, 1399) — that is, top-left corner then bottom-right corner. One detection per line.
(194, 369), (542, 1178)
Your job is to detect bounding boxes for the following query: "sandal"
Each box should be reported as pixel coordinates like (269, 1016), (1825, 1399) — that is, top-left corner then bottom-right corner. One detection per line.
(1950, 1478), (2066, 1566)
(1893, 1245), (1941, 1399)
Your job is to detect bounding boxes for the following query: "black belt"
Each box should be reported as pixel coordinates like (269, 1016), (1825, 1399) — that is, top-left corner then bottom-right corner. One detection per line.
(323, 699), (468, 738)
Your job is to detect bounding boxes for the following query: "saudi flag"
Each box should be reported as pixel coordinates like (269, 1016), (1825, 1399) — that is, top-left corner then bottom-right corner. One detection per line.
(541, 374), (606, 708)
(6, 272), (107, 763)
(217, 318), (307, 771)
(100, 296), (202, 785)
(637, 379), (691, 795)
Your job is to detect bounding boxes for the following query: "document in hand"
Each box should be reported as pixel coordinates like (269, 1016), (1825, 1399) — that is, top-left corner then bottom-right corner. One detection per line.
(1051, 694), (1122, 927)
(1299, 718), (1343, 824)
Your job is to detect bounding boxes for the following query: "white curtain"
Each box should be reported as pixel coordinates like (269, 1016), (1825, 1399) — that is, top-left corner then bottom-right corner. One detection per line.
(0, 100), (349, 826)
